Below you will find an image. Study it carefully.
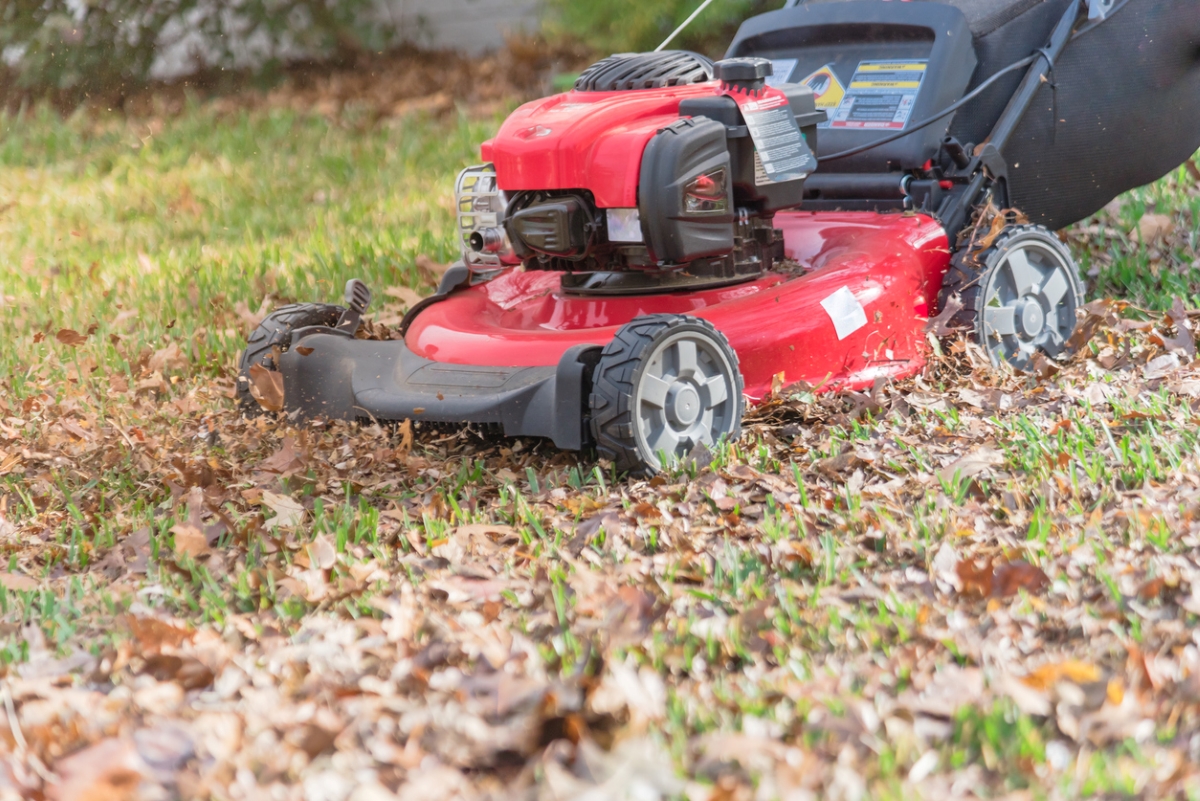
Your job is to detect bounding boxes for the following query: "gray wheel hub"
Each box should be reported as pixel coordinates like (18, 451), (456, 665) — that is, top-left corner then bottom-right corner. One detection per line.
(977, 231), (1082, 368)
(633, 332), (738, 467)
(1016, 298), (1045, 338)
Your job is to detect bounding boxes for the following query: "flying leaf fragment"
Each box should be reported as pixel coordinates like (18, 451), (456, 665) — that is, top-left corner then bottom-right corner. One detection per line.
(56, 328), (89, 346)
(262, 491), (306, 529)
(248, 363), (285, 412)
(925, 295), (964, 336)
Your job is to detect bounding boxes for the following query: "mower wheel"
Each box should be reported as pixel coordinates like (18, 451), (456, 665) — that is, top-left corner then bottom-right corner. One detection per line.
(236, 303), (345, 414)
(590, 315), (744, 474)
(938, 225), (1083, 371)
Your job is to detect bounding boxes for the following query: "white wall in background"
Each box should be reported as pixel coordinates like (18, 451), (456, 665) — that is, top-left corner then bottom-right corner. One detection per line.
(383, 0), (543, 52)
(151, 0), (542, 79)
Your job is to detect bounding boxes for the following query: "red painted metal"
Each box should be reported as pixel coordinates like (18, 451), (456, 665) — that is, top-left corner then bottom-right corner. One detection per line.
(483, 82), (730, 210)
(406, 212), (952, 402)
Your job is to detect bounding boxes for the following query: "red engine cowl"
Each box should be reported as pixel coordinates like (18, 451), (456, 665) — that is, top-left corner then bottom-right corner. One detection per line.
(481, 83), (722, 210)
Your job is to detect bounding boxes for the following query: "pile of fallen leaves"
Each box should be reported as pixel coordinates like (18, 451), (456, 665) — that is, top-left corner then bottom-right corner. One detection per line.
(3, 285), (1200, 798)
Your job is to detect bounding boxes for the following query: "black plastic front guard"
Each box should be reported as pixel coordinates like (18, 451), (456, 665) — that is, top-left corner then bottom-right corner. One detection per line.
(278, 329), (600, 451)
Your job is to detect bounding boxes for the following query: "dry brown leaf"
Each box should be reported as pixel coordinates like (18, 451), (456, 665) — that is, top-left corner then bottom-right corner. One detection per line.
(141, 653), (215, 690)
(306, 535), (338, 570)
(257, 436), (306, 474)
(1137, 212), (1176, 244)
(956, 558), (1049, 599)
(171, 523), (208, 559)
(456, 523), (519, 542)
(937, 447), (1004, 482)
(56, 328), (89, 346)
(261, 491), (306, 529)
(126, 615), (192, 654)
(815, 450), (862, 478)
(47, 737), (145, 801)
(993, 560), (1050, 598)
(170, 486), (210, 559)
(416, 253), (451, 280)
(1159, 297), (1197, 358)
(384, 286), (425, 308)
(148, 342), (186, 373)
(956, 558), (994, 598)
(397, 418), (414, 458)
(247, 363), (285, 412)
(0, 572), (37, 591)
(1022, 661), (1102, 692)
(1066, 299), (1117, 353)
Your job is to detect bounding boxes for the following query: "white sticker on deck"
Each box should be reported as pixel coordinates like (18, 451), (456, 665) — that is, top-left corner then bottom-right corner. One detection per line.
(821, 286), (869, 340)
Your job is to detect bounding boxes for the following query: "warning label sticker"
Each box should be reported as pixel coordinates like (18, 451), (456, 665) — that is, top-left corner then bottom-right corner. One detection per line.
(829, 60), (927, 131)
(733, 90), (817, 185)
(798, 64), (846, 113)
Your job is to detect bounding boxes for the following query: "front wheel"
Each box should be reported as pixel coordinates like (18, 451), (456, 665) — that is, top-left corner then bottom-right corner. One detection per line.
(589, 315), (745, 474)
(236, 303), (345, 414)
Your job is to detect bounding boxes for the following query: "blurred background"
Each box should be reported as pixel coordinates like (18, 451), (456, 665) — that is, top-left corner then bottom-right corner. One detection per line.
(0, 0), (782, 109)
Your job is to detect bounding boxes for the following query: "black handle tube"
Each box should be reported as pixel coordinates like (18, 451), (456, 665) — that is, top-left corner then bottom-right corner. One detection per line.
(987, 0), (1083, 153)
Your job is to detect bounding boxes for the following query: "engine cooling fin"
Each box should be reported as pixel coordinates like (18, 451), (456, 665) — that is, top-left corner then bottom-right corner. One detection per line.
(574, 51), (715, 92)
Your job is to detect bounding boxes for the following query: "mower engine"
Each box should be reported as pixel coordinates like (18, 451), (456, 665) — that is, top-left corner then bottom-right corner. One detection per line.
(457, 53), (823, 293)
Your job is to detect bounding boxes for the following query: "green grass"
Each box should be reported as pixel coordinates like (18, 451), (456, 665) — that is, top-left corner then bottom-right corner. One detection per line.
(0, 102), (488, 385)
(2, 101), (1199, 798)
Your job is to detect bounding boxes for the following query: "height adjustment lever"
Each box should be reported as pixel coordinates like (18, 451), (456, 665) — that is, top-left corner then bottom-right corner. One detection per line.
(336, 279), (373, 334)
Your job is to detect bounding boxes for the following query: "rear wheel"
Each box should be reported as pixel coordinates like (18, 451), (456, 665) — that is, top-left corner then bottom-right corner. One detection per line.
(589, 315), (744, 474)
(939, 225), (1083, 370)
(237, 303), (344, 414)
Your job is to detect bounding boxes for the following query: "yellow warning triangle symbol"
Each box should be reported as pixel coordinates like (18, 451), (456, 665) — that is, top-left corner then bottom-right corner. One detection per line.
(800, 65), (846, 110)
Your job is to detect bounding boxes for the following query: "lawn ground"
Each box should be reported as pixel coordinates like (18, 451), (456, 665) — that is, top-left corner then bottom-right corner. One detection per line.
(1, 96), (1200, 799)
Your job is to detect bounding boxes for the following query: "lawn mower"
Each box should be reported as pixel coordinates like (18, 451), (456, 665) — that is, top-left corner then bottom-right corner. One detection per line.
(238, 0), (1200, 473)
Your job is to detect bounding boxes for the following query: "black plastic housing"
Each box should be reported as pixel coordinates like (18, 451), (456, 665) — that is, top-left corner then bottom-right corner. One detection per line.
(679, 83), (822, 214)
(280, 331), (599, 451)
(726, 0), (977, 173)
(508, 195), (591, 258)
(638, 117), (736, 265)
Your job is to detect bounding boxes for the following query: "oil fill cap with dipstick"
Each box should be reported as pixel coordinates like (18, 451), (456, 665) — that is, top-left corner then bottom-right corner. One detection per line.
(714, 58), (772, 92)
